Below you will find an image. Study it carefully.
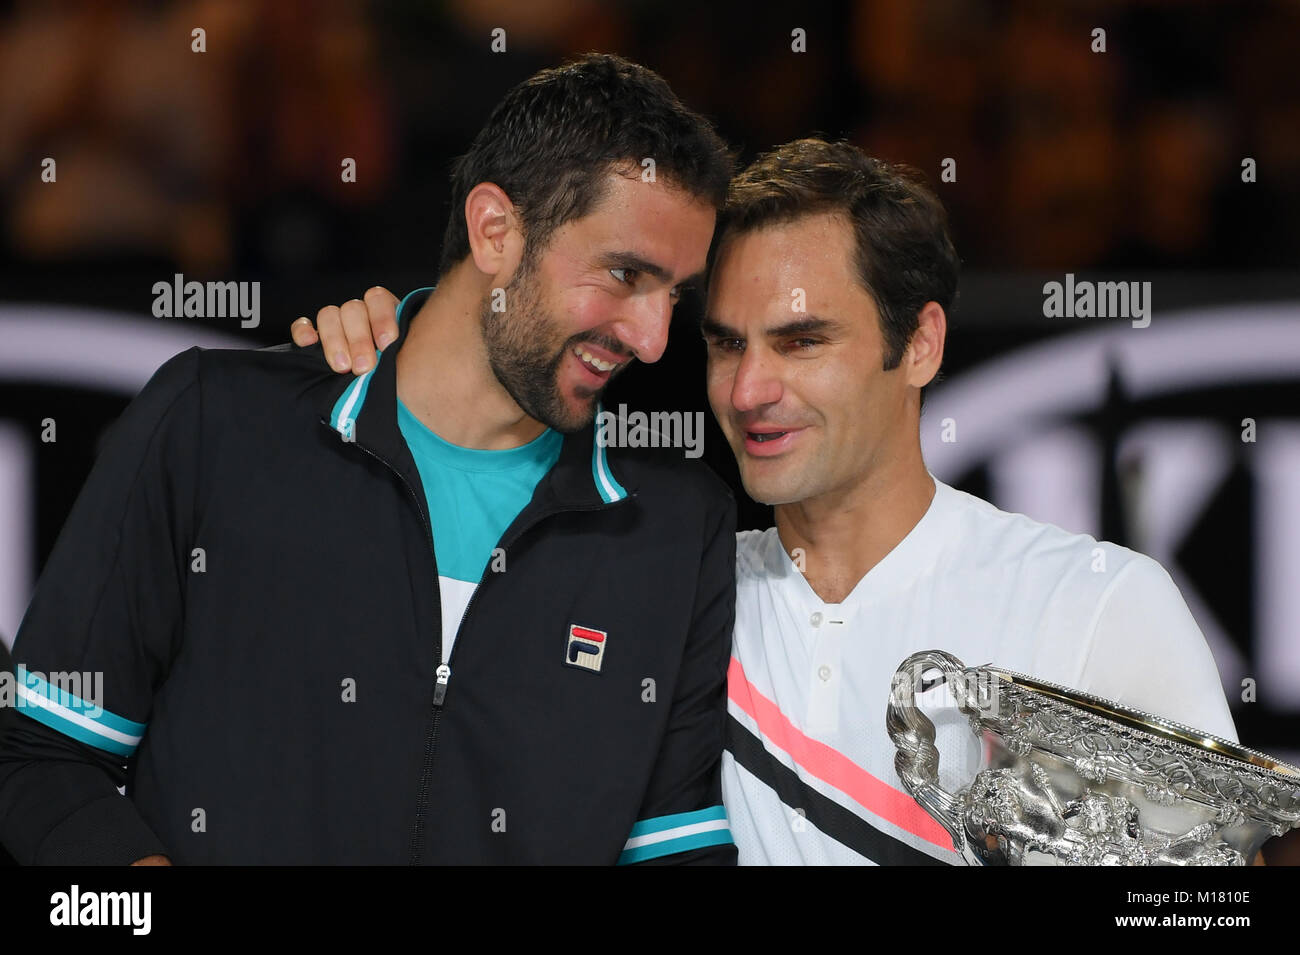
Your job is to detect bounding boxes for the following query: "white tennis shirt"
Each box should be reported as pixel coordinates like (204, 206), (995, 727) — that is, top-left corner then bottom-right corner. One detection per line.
(721, 478), (1239, 865)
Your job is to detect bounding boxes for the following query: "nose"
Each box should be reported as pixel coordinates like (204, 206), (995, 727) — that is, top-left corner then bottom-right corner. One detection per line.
(729, 343), (783, 413)
(617, 291), (674, 365)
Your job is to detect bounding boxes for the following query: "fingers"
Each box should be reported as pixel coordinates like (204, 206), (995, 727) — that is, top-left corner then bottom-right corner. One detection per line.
(339, 299), (380, 374)
(290, 315), (318, 347)
(315, 305), (350, 372)
(364, 286), (401, 351)
(301, 286), (401, 375)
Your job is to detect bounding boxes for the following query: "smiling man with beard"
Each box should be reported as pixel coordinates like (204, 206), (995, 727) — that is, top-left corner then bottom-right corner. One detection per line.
(0, 54), (739, 865)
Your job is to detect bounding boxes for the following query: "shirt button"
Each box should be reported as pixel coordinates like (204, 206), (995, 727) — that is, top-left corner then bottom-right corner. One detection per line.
(818, 665), (832, 681)
(810, 611), (823, 627)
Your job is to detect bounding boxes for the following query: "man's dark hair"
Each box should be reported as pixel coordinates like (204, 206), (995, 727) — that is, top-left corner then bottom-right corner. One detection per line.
(438, 54), (734, 277)
(714, 138), (959, 371)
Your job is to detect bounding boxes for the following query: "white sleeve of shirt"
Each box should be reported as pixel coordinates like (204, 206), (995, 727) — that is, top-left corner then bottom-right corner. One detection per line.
(1075, 554), (1239, 743)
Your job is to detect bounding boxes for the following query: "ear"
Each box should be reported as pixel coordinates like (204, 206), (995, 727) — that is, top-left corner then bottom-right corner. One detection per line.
(904, 301), (947, 389)
(464, 182), (525, 280)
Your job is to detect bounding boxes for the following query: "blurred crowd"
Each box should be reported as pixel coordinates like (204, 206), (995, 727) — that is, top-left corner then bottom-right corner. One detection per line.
(0, 0), (1295, 281)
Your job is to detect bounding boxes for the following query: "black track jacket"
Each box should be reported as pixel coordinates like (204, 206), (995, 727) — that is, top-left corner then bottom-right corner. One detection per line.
(0, 288), (737, 864)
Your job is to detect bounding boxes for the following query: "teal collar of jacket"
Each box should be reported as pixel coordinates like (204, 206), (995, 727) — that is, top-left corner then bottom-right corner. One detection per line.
(315, 286), (634, 512)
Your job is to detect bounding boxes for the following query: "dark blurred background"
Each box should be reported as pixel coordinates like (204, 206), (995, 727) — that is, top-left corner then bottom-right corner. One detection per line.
(1, 0), (1297, 862)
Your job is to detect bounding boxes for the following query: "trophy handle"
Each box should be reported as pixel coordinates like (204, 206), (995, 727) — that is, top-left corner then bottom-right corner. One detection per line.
(886, 649), (969, 852)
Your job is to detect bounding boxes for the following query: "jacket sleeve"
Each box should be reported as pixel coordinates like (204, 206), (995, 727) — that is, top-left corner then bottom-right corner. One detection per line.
(619, 485), (738, 865)
(0, 348), (202, 865)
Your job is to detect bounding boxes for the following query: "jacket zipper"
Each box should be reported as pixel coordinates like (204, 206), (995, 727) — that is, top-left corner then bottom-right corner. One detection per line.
(324, 417), (634, 863)
(411, 495), (633, 863)
(319, 417), (445, 864)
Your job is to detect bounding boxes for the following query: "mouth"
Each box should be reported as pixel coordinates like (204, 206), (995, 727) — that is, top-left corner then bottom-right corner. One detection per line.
(570, 344), (625, 385)
(742, 427), (803, 457)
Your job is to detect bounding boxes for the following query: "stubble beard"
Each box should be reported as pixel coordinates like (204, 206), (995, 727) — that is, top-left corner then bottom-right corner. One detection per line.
(479, 253), (602, 434)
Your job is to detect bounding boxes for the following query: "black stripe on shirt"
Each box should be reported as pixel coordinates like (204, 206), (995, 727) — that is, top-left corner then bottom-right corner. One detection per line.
(725, 714), (951, 866)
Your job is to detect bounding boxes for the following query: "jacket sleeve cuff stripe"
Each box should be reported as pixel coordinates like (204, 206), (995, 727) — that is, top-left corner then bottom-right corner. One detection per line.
(626, 804), (727, 837)
(618, 805), (734, 862)
(14, 678), (143, 756)
(617, 825), (734, 865)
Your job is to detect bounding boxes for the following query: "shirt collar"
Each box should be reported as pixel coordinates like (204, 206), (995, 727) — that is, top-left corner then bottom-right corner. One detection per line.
(315, 286), (634, 508)
(765, 475), (953, 612)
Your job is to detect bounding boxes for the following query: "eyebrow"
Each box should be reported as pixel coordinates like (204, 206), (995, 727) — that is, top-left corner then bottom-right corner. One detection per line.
(597, 251), (705, 289)
(700, 315), (843, 339)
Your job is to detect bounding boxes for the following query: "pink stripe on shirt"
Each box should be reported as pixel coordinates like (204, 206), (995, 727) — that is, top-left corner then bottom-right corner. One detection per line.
(728, 656), (954, 851)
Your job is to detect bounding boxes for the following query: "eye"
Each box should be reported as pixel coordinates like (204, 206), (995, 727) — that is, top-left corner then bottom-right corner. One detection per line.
(610, 268), (639, 286)
(707, 337), (745, 353)
(787, 337), (822, 350)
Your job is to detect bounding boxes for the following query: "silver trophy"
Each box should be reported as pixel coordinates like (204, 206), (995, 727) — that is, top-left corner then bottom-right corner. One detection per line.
(886, 649), (1300, 865)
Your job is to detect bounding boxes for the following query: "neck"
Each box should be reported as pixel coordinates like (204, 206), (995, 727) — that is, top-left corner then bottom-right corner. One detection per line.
(395, 269), (547, 449)
(774, 445), (935, 604)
